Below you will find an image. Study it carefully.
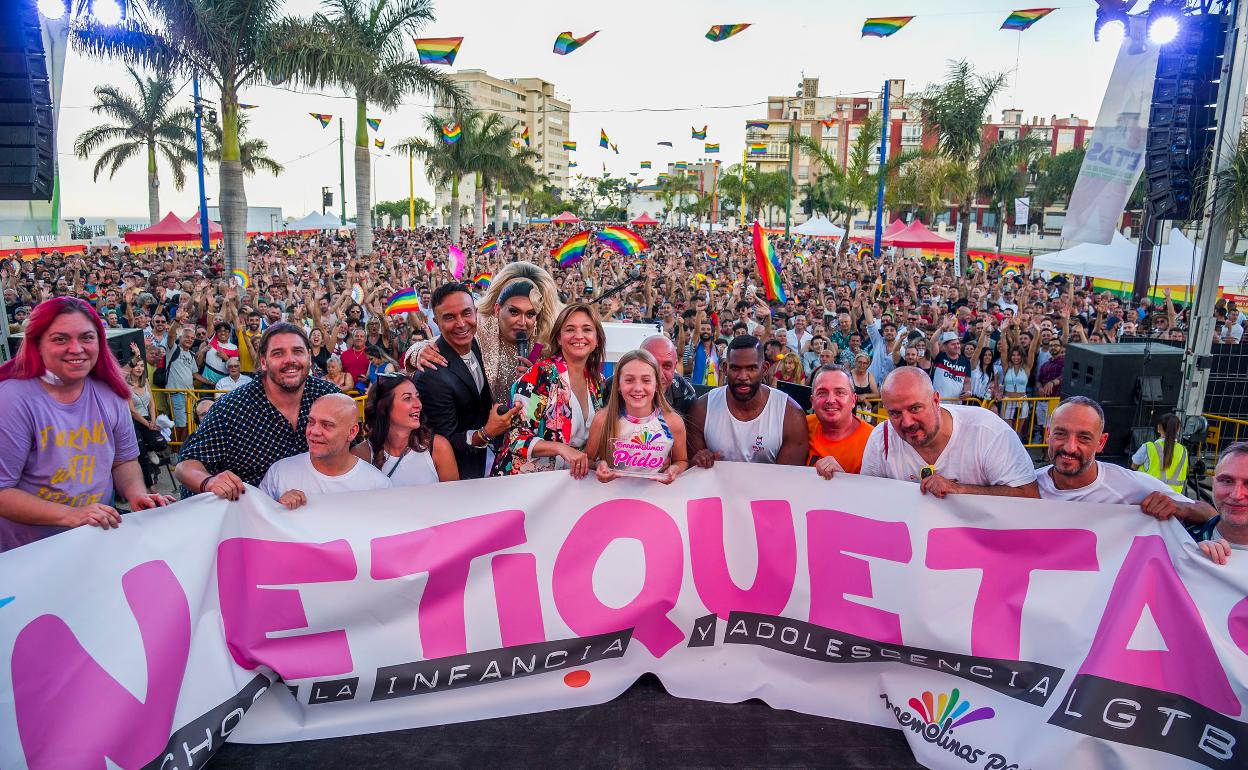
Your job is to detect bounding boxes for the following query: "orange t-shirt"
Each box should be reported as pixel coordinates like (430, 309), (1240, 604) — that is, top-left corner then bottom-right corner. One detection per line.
(806, 414), (874, 474)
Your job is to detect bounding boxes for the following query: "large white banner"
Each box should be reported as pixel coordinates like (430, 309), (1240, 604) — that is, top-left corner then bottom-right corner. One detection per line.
(1, 465), (1246, 770)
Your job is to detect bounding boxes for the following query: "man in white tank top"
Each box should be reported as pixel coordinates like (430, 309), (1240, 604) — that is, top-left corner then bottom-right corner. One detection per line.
(687, 336), (809, 467)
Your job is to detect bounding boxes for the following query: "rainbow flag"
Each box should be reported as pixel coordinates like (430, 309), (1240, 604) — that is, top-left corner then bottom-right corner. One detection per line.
(563, 140), (577, 151)
(657, 140), (673, 147)
(749, 142), (767, 155)
(480, 238), (499, 255)
(414, 37), (463, 65)
(554, 30), (598, 55)
(640, 160), (651, 169)
(598, 225), (648, 257)
(706, 250), (719, 262)
(1001, 8), (1054, 31)
(657, 172), (669, 181)
(610, 142), (619, 154)
(309, 113), (332, 128)
(794, 251), (807, 266)
(971, 255), (989, 271)
(231, 268), (250, 288)
(691, 126), (707, 140)
(704, 143), (719, 153)
(552, 231), (591, 267)
(521, 126), (530, 146)
(374, 138), (385, 149)
(600, 129), (609, 148)
(674, 161), (688, 170)
(819, 120), (835, 129)
(569, 161), (578, 168)
(448, 244), (466, 279)
(752, 221), (786, 302)
(862, 17), (913, 37)
(746, 121), (769, 130)
(441, 122), (461, 143)
(473, 272), (492, 290)
(706, 23), (750, 42)
(1001, 264), (1022, 277)
(366, 117), (381, 132)
(857, 245), (873, 259)
(385, 288), (422, 316)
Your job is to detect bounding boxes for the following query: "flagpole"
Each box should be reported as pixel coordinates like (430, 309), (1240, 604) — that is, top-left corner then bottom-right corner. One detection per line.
(338, 118), (347, 226)
(740, 147), (747, 228)
(408, 149), (415, 230)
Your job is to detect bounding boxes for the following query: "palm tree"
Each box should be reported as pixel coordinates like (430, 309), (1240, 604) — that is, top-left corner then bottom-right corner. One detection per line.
(920, 59), (1011, 272)
(499, 152), (541, 231)
(203, 115), (284, 177)
(796, 110), (883, 253)
(277, 0), (464, 257)
(977, 135), (1048, 253)
(397, 109), (514, 242)
(1213, 135), (1248, 256)
(661, 173), (697, 226)
(72, 66), (195, 225)
(74, 0), (308, 270)
(478, 128), (539, 235)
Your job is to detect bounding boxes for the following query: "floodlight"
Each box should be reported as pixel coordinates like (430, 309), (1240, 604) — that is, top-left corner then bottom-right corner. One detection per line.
(91, 0), (122, 26)
(1148, 14), (1181, 45)
(1096, 17), (1127, 44)
(37, 0), (65, 20)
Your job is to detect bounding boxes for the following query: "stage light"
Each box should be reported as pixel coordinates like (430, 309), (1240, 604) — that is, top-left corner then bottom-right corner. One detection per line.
(36, 0), (65, 20)
(1096, 17), (1127, 44)
(1149, 14), (1181, 44)
(91, 0), (122, 25)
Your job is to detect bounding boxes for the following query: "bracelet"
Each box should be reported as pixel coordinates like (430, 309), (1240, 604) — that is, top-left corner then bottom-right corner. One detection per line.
(199, 473), (217, 493)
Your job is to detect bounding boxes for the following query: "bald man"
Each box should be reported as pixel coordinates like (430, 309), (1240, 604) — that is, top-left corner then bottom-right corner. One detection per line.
(860, 367), (1039, 498)
(611, 335), (697, 416)
(259, 393), (391, 509)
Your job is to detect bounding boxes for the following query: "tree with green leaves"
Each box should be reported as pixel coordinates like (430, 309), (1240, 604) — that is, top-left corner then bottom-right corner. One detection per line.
(796, 110), (882, 253)
(919, 59), (1011, 271)
(203, 114), (284, 178)
(275, 0), (464, 257)
(977, 134), (1048, 253)
(1213, 135), (1248, 255)
(661, 173), (697, 226)
(374, 197), (430, 225)
(72, 66), (195, 225)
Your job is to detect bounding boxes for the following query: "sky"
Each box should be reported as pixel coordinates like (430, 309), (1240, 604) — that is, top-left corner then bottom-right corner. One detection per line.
(53, 0), (1121, 220)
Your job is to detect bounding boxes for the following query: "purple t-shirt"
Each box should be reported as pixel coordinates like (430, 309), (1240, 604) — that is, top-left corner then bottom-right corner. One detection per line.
(0, 377), (140, 552)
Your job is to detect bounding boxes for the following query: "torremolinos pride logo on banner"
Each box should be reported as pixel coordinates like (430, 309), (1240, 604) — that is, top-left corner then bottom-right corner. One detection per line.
(881, 688), (1013, 767)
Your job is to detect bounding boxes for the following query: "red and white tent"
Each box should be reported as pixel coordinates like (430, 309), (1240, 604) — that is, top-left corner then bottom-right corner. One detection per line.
(551, 211), (582, 224)
(123, 212), (221, 249)
(629, 212), (660, 226)
(883, 220), (955, 251)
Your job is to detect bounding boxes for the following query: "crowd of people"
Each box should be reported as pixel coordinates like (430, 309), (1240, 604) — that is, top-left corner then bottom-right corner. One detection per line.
(0, 224), (1244, 562)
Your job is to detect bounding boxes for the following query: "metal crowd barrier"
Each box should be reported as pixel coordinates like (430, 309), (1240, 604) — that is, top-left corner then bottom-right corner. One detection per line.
(854, 395), (1059, 449)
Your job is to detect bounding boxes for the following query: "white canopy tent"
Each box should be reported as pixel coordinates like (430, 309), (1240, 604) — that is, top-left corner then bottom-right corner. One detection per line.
(285, 211), (355, 231)
(1153, 229), (1248, 288)
(1033, 229), (1248, 289)
(792, 216), (845, 238)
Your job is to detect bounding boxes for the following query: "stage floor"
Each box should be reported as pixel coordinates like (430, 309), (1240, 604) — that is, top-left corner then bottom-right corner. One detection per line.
(210, 674), (922, 768)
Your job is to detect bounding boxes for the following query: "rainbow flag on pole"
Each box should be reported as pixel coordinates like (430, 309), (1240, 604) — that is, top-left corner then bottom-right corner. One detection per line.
(752, 221), (786, 302)
(705, 24), (750, 42)
(309, 113), (332, 128)
(552, 231), (591, 267)
(480, 238), (499, 255)
(473, 272), (492, 290)
(414, 37), (463, 65)
(862, 17), (913, 37)
(1001, 9), (1054, 31)
(597, 225), (648, 257)
(554, 30), (598, 55)
(385, 288), (422, 316)
(749, 142), (767, 155)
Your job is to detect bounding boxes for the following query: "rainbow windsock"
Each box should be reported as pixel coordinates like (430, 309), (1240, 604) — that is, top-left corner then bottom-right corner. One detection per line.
(552, 230), (591, 267)
(704, 143), (719, 153)
(231, 268), (250, 288)
(749, 142), (767, 155)
(414, 37), (463, 65)
(746, 121), (769, 130)
(563, 140), (577, 151)
(862, 17), (913, 37)
(521, 126), (530, 146)
(385, 288), (422, 316)
(706, 23), (750, 41)
(480, 238), (499, 255)
(1001, 9), (1054, 31)
(598, 225), (648, 257)
(473, 272), (492, 290)
(441, 122), (461, 143)
(310, 113), (333, 128)
(600, 128), (610, 148)
(691, 125), (707, 140)
(554, 30), (598, 55)
(366, 117), (381, 132)
(374, 138), (385, 149)
(448, 244), (466, 279)
(752, 221), (786, 302)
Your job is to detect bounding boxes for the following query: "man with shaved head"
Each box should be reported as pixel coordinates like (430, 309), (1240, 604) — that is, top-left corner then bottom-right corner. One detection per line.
(259, 393), (391, 509)
(859, 366), (1039, 498)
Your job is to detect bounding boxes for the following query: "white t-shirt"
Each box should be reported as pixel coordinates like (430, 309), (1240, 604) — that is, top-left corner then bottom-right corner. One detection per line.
(1035, 461), (1186, 504)
(215, 374), (253, 393)
(786, 328), (812, 352)
(260, 453), (393, 500)
(861, 404), (1035, 487)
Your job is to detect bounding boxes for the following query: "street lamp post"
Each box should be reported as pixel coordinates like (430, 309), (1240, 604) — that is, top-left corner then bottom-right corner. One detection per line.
(785, 104), (799, 239)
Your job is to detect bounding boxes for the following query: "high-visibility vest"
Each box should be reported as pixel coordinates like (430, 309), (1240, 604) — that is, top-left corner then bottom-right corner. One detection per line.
(1144, 439), (1188, 493)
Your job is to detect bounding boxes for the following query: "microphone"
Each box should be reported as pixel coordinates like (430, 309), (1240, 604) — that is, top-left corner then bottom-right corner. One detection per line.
(626, 266), (642, 280)
(514, 330), (530, 362)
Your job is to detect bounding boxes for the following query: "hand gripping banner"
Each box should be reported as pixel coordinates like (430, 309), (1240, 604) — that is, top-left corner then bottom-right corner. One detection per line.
(0, 466), (1245, 769)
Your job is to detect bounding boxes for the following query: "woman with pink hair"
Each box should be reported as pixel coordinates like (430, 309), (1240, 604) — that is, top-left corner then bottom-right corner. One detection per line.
(0, 297), (174, 552)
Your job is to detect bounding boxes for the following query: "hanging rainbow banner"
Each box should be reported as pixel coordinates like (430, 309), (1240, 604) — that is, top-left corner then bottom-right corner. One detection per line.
(657, 172), (669, 181)
(552, 231), (591, 267)
(309, 113), (333, 128)
(752, 221), (786, 302)
(599, 129), (610, 148)
(366, 117), (381, 132)
(862, 17), (913, 37)
(1001, 8), (1054, 31)
(706, 23), (750, 42)
(597, 225), (648, 257)
(749, 143), (767, 155)
(385, 288), (422, 315)
(414, 37), (463, 65)
(374, 138), (385, 149)
(746, 121), (769, 130)
(704, 143), (719, 153)
(691, 126), (707, 140)
(554, 30), (598, 55)
(563, 140), (576, 151)
(441, 122), (461, 143)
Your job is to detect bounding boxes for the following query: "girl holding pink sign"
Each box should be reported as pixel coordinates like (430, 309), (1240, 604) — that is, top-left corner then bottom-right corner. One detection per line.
(588, 349), (688, 484)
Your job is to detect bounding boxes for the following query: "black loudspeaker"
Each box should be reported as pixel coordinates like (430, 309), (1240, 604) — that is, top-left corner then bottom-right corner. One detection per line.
(0, 0), (54, 201)
(8, 327), (144, 364)
(1062, 343), (1183, 407)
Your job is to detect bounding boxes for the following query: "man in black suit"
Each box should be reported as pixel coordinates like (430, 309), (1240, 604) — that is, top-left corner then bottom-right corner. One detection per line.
(415, 283), (519, 479)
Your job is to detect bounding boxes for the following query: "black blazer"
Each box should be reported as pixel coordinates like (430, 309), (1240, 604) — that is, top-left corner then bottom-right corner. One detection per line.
(415, 336), (494, 479)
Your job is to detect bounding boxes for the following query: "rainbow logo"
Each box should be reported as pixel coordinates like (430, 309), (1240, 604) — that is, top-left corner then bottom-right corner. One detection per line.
(691, 126), (707, 140)
(1002, 264), (1022, 277)
(598, 225), (648, 257)
(231, 268), (250, 288)
(705, 143), (719, 153)
(909, 689), (995, 729)
(414, 36), (463, 65)
(480, 238), (498, 255)
(1001, 8), (1054, 31)
(752, 221), (786, 302)
(706, 23), (750, 42)
(552, 230), (591, 267)
(749, 142), (767, 155)
(554, 30), (599, 55)
(473, 272), (492, 290)
(862, 16), (914, 37)
(631, 431), (661, 445)
(366, 117), (381, 132)
(309, 112), (333, 128)
(971, 256), (989, 271)
(746, 121), (769, 131)
(441, 122), (461, 143)
(857, 245), (873, 259)
(385, 288), (422, 316)
(563, 140), (577, 151)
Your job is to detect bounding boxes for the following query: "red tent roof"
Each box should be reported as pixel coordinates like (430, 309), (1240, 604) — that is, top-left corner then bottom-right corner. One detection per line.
(551, 211), (581, 223)
(883, 218), (906, 239)
(630, 211), (660, 225)
(124, 212), (193, 244)
(184, 211), (223, 237)
(883, 220), (954, 250)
